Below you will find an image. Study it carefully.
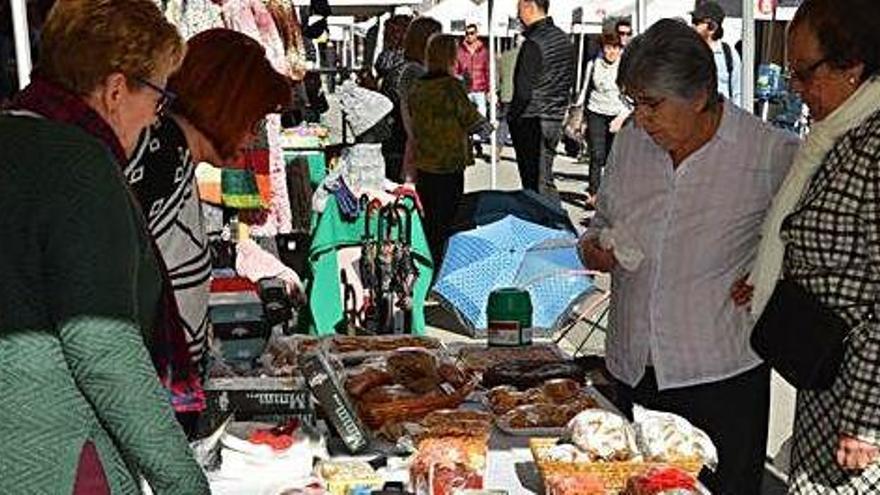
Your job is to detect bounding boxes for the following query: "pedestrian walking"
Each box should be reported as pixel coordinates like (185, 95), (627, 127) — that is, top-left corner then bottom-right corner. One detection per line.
(508, 0), (575, 201)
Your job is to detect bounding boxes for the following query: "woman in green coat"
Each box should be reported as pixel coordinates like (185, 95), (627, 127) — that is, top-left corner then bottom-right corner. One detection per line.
(0, 0), (208, 493)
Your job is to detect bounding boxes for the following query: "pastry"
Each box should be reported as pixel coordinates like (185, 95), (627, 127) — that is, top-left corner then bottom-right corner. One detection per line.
(633, 406), (717, 467)
(359, 384), (419, 403)
(386, 347), (442, 394)
(482, 360), (585, 389)
(542, 378), (581, 403)
(567, 409), (639, 462)
(345, 365), (394, 398)
(502, 403), (570, 429)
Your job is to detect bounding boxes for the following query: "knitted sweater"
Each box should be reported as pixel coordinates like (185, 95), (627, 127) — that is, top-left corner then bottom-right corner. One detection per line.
(0, 115), (208, 494)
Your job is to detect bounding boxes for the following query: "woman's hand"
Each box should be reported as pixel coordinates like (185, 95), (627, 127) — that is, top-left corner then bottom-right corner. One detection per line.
(837, 434), (880, 471)
(731, 274), (754, 307)
(578, 236), (616, 272)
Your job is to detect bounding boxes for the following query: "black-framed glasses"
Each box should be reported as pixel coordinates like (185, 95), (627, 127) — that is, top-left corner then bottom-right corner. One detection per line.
(135, 76), (177, 116)
(620, 93), (666, 113)
(617, 29), (632, 37)
(784, 57), (830, 83)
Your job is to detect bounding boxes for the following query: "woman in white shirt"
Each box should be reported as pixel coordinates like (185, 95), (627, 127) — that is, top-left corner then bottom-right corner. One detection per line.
(578, 32), (629, 205)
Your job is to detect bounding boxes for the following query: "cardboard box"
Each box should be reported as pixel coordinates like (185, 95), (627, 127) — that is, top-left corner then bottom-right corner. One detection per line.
(300, 351), (371, 454)
(200, 376), (314, 434)
(210, 291), (270, 367)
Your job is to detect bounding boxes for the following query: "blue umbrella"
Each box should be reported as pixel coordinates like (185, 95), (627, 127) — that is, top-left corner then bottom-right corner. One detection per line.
(433, 216), (594, 334)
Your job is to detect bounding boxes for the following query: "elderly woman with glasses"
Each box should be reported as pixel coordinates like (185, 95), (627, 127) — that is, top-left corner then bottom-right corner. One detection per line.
(577, 19), (798, 494)
(0, 0), (208, 494)
(124, 29), (292, 434)
(734, 0), (880, 491)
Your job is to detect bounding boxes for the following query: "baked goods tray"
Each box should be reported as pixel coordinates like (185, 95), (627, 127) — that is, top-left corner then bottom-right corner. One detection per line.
(492, 385), (622, 437)
(318, 335), (446, 364)
(446, 342), (569, 373)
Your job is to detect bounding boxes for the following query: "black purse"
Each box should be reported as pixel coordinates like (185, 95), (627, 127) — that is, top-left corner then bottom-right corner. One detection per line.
(750, 278), (853, 390)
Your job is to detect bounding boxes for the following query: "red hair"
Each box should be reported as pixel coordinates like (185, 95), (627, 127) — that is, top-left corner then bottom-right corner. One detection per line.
(168, 29), (292, 159)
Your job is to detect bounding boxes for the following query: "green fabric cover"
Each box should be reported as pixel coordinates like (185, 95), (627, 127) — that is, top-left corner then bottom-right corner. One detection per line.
(0, 116), (209, 494)
(283, 149), (327, 189)
(308, 194), (433, 335)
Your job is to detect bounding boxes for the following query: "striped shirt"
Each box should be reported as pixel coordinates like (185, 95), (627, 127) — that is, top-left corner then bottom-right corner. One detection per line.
(591, 100), (799, 389)
(126, 117), (211, 365)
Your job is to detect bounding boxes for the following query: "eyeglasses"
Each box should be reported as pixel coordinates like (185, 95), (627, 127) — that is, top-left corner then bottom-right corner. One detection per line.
(620, 93), (666, 112)
(135, 76), (177, 116)
(466, 31), (477, 36)
(617, 30), (632, 37)
(784, 57), (830, 83)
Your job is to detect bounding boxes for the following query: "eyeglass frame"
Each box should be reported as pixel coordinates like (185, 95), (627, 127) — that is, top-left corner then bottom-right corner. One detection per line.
(619, 93), (667, 115)
(134, 76), (177, 116)
(784, 56), (831, 84)
(465, 29), (478, 36)
(617, 28), (633, 37)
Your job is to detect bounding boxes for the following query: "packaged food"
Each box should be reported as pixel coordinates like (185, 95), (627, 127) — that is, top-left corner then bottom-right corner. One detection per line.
(542, 378), (581, 403)
(622, 466), (699, 495)
(486, 386), (550, 415)
(632, 406), (717, 468)
(566, 409), (640, 462)
(544, 473), (607, 495)
(419, 410), (492, 440)
(455, 344), (566, 373)
(345, 364), (394, 398)
(482, 360), (585, 389)
(501, 403), (572, 429)
(317, 460), (383, 495)
(359, 384), (420, 404)
(411, 436), (488, 495)
(387, 348), (442, 394)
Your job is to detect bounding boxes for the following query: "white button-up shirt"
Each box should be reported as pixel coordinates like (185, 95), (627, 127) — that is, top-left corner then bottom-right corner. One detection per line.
(592, 101), (800, 390)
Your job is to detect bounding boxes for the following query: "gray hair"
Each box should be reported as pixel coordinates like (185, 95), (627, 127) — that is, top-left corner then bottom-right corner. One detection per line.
(617, 18), (719, 109)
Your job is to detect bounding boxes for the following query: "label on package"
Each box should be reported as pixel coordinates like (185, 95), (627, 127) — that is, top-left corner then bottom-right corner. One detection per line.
(488, 320), (521, 347)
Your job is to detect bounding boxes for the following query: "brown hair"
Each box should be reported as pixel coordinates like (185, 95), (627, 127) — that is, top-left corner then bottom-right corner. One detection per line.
(791, 0), (880, 81)
(600, 32), (622, 48)
(425, 34), (458, 74)
(38, 0), (183, 95)
(168, 29), (293, 159)
(403, 17), (442, 63)
(384, 15), (413, 49)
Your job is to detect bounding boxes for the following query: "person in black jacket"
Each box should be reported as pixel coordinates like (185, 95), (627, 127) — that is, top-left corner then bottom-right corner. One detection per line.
(508, 0), (575, 201)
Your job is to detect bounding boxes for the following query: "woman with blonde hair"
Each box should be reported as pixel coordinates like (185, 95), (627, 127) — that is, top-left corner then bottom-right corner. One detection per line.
(0, 0), (208, 493)
(407, 33), (491, 269)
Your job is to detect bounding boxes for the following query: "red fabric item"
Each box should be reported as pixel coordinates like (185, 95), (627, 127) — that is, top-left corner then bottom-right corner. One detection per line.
(231, 148), (271, 174)
(73, 441), (110, 495)
(9, 77), (204, 413)
(455, 41), (490, 93)
(211, 277), (259, 293)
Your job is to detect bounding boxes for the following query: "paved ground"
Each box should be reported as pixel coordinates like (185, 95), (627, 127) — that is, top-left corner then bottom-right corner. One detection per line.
(424, 146), (793, 494)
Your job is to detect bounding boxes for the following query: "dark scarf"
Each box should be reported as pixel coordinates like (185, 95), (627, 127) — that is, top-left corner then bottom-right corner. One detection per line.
(9, 77), (204, 412)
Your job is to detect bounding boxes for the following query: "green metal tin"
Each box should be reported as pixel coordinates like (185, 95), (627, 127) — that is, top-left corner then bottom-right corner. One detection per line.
(486, 288), (533, 347)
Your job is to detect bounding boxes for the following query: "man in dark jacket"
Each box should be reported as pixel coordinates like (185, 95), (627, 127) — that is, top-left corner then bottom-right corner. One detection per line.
(508, 0), (575, 200)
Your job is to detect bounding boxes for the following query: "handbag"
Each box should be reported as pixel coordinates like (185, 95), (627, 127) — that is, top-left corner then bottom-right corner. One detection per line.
(750, 278), (864, 390)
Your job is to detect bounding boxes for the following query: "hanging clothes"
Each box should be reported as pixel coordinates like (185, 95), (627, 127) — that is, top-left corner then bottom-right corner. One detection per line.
(222, 0), (294, 237)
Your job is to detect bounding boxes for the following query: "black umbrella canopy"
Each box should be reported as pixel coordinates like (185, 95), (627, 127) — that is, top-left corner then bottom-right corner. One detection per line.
(450, 190), (576, 235)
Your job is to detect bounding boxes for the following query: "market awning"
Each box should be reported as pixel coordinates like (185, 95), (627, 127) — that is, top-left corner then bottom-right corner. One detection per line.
(291, 0), (421, 17)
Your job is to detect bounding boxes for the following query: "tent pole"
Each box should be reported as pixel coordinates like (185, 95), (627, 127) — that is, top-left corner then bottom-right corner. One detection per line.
(742, 0), (756, 114)
(635, 0), (647, 33)
(11, 0), (32, 89)
(488, 0), (498, 190)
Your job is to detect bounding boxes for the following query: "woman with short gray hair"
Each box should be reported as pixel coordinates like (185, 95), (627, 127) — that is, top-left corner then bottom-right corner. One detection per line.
(617, 18), (718, 113)
(578, 18), (800, 494)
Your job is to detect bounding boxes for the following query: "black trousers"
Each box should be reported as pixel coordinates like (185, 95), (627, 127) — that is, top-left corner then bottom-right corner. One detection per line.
(509, 117), (562, 201)
(416, 169), (464, 270)
(586, 110), (616, 195)
(616, 365), (771, 495)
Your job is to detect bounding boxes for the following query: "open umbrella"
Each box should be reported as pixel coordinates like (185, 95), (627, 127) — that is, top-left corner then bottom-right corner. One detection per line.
(450, 189), (576, 235)
(433, 216), (594, 335)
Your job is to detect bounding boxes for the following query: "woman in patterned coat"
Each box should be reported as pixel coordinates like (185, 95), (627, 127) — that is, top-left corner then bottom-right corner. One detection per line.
(734, 0), (880, 491)
(126, 28), (292, 434)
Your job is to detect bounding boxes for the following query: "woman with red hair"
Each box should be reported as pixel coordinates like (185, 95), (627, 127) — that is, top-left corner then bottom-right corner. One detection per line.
(125, 28), (292, 434)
